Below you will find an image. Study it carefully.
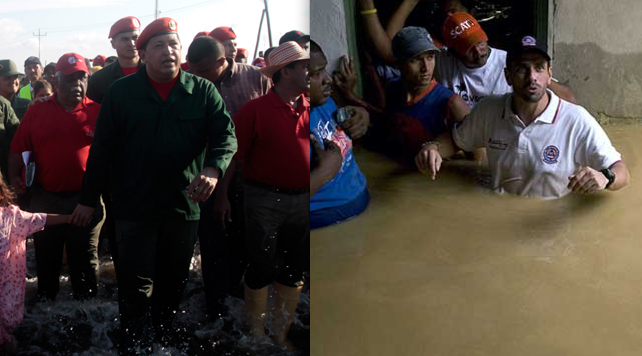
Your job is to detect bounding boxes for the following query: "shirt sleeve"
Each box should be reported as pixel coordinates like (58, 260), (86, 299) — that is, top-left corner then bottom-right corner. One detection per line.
(12, 206), (46, 238)
(452, 100), (487, 151)
(79, 88), (117, 207)
(204, 83), (237, 177)
(8, 103), (30, 154)
(578, 108), (622, 170)
(232, 101), (256, 162)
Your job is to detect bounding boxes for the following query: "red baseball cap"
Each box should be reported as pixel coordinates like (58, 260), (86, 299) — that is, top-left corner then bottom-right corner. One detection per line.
(91, 55), (106, 66)
(136, 17), (179, 50)
(252, 57), (266, 68)
(236, 48), (248, 59)
(109, 16), (141, 39)
(209, 26), (236, 42)
(55, 53), (89, 76)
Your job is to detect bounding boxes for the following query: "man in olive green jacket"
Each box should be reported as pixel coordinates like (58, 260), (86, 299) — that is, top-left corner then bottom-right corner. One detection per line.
(0, 95), (19, 179)
(71, 17), (237, 355)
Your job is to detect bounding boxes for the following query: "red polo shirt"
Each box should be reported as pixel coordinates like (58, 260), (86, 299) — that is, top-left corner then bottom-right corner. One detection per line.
(234, 89), (310, 189)
(10, 94), (100, 192)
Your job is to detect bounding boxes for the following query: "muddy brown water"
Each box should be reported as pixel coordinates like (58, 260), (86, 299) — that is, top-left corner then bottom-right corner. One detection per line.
(311, 123), (642, 356)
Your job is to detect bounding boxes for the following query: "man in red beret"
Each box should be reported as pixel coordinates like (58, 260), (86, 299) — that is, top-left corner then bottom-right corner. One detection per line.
(235, 47), (248, 64)
(209, 26), (238, 61)
(71, 17), (237, 354)
(87, 16), (142, 104)
(233, 41), (310, 350)
(8, 53), (105, 303)
(187, 35), (271, 322)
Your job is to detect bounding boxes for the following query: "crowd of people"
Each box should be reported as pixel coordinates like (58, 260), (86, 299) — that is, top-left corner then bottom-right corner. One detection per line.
(0, 15), (310, 355)
(310, 0), (630, 229)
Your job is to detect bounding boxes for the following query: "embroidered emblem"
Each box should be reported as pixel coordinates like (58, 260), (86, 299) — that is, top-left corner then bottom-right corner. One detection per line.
(133, 18), (141, 28)
(168, 20), (177, 31)
(521, 36), (537, 47)
(543, 145), (559, 164)
(68, 56), (78, 64)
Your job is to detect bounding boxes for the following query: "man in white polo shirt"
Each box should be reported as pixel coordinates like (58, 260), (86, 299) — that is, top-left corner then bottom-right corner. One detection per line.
(415, 35), (629, 199)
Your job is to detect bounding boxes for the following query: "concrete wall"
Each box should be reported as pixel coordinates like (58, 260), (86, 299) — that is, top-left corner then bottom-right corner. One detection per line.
(311, 0), (349, 72)
(553, 0), (642, 118)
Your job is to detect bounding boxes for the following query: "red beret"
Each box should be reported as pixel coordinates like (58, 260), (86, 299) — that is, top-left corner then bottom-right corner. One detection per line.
(136, 17), (179, 50)
(209, 26), (236, 42)
(55, 53), (89, 76)
(194, 31), (209, 40)
(109, 16), (141, 39)
(236, 48), (248, 58)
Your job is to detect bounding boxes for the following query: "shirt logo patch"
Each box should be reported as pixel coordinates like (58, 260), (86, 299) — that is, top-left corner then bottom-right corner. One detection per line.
(543, 145), (560, 164)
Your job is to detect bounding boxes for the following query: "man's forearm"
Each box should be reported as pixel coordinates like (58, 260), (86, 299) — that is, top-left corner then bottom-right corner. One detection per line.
(386, 0), (421, 38)
(215, 159), (236, 196)
(430, 131), (459, 159)
(608, 161), (629, 190)
(358, 0), (395, 63)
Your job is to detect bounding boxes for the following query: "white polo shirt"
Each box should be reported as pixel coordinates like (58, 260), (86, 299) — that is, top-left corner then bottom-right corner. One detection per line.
(435, 47), (512, 108)
(452, 90), (622, 199)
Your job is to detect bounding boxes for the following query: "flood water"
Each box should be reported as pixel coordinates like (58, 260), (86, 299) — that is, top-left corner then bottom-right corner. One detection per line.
(12, 241), (310, 355)
(311, 123), (642, 356)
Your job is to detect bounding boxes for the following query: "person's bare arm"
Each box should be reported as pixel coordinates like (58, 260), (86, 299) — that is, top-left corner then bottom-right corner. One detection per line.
(332, 56), (384, 114)
(358, 0), (395, 63)
(414, 131), (459, 180)
(549, 80), (577, 104)
(311, 136), (343, 196)
(568, 161), (629, 194)
(447, 95), (471, 124)
(386, 0), (421, 39)
(45, 214), (71, 226)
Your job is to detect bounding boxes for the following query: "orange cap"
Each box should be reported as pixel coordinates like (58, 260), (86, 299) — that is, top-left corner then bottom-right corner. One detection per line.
(136, 17), (179, 50)
(109, 16), (141, 39)
(442, 12), (488, 56)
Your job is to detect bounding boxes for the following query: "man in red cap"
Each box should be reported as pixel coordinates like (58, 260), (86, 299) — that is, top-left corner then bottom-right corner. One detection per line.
(209, 26), (238, 61)
(71, 17), (237, 354)
(187, 35), (271, 321)
(233, 41), (309, 350)
(91, 55), (106, 67)
(87, 16), (142, 104)
(235, 47), (248, 64)
(8, 53), (104, 302)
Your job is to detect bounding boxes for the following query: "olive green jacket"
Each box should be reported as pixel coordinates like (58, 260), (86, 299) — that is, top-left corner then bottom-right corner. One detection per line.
(79, 65), (237, 221)
(86, 60), (140, 104)
(0, 96), (20, 178)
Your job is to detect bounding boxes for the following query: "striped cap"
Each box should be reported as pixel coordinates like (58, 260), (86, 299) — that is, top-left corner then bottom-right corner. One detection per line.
(259, 41), (309, 78)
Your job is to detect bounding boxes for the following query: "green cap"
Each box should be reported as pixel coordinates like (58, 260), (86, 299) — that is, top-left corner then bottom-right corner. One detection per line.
(0, 59), (24, 77)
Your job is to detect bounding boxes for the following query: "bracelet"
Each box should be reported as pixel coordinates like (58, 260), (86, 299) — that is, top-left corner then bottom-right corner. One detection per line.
(421, 140), (440, 150)
(360, 8), (377, 15)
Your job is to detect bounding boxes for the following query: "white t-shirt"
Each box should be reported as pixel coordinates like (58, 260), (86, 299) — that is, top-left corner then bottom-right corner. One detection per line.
(452, 91), (622, 199)
(435, 47), (512, 108)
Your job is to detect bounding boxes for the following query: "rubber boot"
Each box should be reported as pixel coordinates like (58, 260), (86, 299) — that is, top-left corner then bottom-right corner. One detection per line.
(269, 283), (302, 350)
(244, 284), (269, 337)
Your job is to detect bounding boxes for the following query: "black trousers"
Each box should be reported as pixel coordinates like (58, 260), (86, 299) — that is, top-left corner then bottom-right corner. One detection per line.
(30, 185), (104, 300)
(243, 184), (310, 290)
(115, 219), (198, 355)
(198, 181), (248, 318)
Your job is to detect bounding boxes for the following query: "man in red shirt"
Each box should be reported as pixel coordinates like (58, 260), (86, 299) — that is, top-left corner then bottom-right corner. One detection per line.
(233, 41), (310, 350)
(8, 53), (104, 301)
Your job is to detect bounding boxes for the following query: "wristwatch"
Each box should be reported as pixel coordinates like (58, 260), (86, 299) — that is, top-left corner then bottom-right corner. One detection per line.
(600, 168), (616, 189)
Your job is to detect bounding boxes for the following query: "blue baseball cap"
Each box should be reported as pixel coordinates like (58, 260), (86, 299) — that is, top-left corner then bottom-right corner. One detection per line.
(392, 27), (439, 62)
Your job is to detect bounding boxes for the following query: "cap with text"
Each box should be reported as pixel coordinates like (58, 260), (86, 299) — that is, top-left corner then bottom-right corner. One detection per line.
(442, 12), (488, 56)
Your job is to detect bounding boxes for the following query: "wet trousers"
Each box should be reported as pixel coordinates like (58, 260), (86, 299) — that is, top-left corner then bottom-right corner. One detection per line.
(243, 184), (309, 290)
(30, 185), (104, 300)
(198, 182), (248, 318)
(114, 220), (197, 356)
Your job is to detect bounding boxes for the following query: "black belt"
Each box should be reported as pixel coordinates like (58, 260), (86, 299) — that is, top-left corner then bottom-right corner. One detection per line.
(246, 181), (309, 195)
